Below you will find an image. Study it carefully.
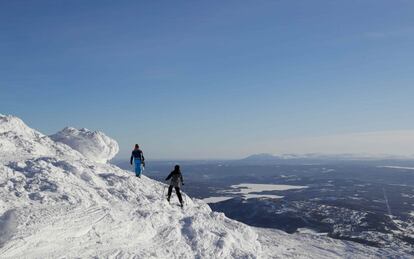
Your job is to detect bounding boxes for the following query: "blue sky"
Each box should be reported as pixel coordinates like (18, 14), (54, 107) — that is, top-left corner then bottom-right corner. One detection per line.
(1, 1), (414, 159)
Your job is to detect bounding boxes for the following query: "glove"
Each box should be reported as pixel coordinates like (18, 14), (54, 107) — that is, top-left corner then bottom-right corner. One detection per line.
(142, 161), (146, 167)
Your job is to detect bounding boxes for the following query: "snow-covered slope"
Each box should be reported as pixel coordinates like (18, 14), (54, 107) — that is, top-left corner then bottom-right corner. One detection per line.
(0, 115), (84, 163)
(0, 114), (408, 258)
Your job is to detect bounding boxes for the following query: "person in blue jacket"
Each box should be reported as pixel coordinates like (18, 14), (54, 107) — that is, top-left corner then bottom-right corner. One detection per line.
(130, 144), (145, 177)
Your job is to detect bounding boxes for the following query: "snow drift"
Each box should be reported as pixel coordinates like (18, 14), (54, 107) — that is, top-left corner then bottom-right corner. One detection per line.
(0, 115), (84, 163)
(0, 114), (407, 258)
(50, 127), (119, 163)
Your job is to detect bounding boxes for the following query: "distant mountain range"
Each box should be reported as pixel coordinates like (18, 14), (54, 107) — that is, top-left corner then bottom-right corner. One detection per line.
(241, 153), (414, 164)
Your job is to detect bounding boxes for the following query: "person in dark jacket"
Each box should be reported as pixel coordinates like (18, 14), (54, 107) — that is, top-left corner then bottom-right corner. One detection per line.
(165, 165), (184, 207)
(130, 144), (145, 177)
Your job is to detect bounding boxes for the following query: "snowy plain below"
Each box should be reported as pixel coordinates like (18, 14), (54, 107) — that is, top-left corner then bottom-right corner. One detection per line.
(203, 184), (307, 203)
(229, 183), (307, 200)
(0, 114), (410, 258)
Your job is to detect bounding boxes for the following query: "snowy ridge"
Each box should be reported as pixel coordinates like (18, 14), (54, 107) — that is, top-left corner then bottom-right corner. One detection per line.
(0, 115), (37, 138)
(50, 127), (119, 163)
(0, 115), (84, 163)
(0, 115), (407, 258)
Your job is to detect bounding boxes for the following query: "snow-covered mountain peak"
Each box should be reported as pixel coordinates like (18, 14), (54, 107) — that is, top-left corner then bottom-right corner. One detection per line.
(50, 126), (119, 163)
(0, 115), (264, 258)
(0, 114), (38, 138)
(61, 126), (91, 134)
(0, 115), (407, 258)
(0, 114), (82, 163)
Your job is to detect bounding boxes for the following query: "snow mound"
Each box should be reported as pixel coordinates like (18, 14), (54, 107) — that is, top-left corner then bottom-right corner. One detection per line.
(0, 115), (84, 163)
(0, 114), (408, 258)
(0, 210), (18, 247)
(0, 115), (37, 138)
(50, 127), (119, 163)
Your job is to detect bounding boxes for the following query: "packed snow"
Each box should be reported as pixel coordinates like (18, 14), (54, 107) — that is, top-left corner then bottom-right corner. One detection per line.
(0, 115), (84, 163)
(0, 114), (409, 258)
(50, 127), (119, 163)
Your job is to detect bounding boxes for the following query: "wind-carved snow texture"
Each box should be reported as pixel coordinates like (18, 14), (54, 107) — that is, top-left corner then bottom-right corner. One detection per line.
(0, 210), (17, 248)
(0, 114), (409, 258)
(50, 127), (119, 163)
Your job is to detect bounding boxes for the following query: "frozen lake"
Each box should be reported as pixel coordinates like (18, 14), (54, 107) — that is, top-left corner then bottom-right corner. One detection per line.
(203, 183), (308, 202)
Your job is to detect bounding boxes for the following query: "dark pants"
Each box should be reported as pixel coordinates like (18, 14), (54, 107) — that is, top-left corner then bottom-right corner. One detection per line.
(167, 186), (183, 204)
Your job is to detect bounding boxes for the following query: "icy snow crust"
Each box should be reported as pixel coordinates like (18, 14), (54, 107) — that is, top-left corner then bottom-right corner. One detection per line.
(0, 114), (408, 258)
(50, 127), (119, 163)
